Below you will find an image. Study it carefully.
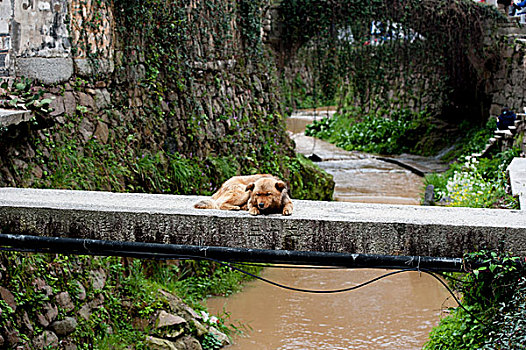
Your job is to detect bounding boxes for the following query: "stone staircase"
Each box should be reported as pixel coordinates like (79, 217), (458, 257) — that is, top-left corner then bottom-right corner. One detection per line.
(463, 109), (526, 209)
(469, 111), (526, 159)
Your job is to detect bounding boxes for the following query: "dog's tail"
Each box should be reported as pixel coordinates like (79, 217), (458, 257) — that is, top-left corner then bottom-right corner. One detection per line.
(193, 199), (219, 210)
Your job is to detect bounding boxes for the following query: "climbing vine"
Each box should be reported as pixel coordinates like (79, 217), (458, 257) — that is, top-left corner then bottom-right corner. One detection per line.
(277, 0), (504, 124)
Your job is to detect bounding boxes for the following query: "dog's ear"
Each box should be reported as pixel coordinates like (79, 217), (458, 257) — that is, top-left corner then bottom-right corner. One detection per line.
(275, 181), (286, 192)
(246, 183), (255, 192)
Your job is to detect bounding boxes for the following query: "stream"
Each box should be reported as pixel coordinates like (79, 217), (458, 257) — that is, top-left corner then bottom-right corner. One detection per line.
(207, 110), (455, 349)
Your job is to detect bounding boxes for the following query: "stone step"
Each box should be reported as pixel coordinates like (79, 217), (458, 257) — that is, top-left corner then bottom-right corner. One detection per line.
(495, 129), (514, 138)
(0, 109), (32, 128)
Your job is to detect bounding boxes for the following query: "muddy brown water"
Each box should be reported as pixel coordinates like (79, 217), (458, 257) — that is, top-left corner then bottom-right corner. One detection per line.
(206, 113), (455, 349)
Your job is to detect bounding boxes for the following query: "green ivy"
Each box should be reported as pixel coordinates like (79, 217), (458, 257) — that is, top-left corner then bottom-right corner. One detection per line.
(425, 251), (526, 349)
(277, 0), (504, 126)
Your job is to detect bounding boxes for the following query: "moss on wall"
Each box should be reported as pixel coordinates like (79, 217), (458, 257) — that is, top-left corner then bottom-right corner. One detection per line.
(0, 0), (333, 200)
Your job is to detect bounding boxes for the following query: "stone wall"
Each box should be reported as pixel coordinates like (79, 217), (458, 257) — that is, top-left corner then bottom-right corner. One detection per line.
(0, 0), (334, 199)
(487, 30), (526, 117)
(0, 0), (113, 82)
(0, 252), (231, 349)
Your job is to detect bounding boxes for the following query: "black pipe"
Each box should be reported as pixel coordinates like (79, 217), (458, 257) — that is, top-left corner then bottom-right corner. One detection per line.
(0, 233), (465, 272)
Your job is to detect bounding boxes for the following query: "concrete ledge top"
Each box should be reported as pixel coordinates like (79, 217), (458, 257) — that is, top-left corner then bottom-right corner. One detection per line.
(1, 187), (525, 227)
(508, 158), (526, 195)
(507, 158), (526, 210)
(1, 187), (526, 257)
(0, 108), (32, 128)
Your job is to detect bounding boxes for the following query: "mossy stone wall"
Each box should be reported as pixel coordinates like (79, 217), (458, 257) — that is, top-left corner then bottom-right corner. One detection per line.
(0, 0), (333, 200)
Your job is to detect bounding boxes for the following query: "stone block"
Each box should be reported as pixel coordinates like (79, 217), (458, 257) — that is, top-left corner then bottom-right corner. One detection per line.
(63, 91), (77, 116)
(0, 286), (16, 312)
(48, 95), (65, 117)
(55, 292), (75, 312)
(145, 336), (178, 350)
(156, 310), (187, 328)
(0, 109), (32, 128)
(89, 269), (107, 290)
(94, 88), (111, 110)
(31, 331), (58, 349)
(77, 92), (95, 108)
(74, 58), (114, 77)
(79, 117), (94, 142)
(94, 121), (109, 144)
(50, 317), (77, 335)
(15, 57), (73, 85)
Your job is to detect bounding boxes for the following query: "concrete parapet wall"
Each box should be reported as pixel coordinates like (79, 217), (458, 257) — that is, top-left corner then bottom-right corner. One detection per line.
(1, 188), (526, 257)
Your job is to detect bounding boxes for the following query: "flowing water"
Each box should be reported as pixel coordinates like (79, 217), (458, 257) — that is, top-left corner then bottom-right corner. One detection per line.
(207, 111), (454, 349)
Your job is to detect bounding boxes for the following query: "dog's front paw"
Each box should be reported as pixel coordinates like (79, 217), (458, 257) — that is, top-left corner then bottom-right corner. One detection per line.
(248, 207), (259, 216)
(282, 207), (293, 216)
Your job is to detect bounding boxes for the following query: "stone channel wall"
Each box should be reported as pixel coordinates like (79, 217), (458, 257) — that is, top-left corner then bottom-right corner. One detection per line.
(0, 0), (333, 199)
(0, 252), (230, 349)
(487, 27), (526, 117)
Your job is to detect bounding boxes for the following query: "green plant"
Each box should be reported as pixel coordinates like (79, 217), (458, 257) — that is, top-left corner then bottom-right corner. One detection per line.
(305, 107), (435, 155)
(425, 251), (526, 349)
(425, 147), (520, 208)
(0, 78), (54, 128)
(202, 332), (223, 350)
(0, 299), (15, 327)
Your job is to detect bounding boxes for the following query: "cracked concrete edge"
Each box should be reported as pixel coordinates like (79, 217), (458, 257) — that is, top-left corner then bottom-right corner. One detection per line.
(1, 188), (525, 257)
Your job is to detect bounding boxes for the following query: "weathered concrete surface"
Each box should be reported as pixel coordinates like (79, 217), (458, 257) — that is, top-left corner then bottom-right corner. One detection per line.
(0, 109), (32, 127)
(15, 57), (73, 85)
(508, 157), (526, 209)
(1, 188), (526, 257)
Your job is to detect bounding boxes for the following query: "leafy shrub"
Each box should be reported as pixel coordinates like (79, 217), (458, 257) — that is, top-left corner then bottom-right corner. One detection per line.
(440, 118), (498, 162)
(305, 107), (434, 155)
(425, 251), (526, 350)
(425, 148), (520, 208)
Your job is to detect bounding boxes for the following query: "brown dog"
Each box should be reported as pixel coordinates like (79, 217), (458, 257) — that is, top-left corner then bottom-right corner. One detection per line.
(194, 174), (293, 216)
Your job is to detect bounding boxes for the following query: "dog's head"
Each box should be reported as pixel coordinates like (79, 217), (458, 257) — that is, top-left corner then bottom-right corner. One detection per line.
(246, 178), (287, 212)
